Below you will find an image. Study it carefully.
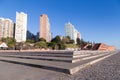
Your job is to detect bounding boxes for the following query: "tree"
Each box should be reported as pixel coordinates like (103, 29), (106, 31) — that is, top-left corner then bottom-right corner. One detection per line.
(66, 36), (70, 40)
(47, 42), (58, 50)
(76, 38), (81, 45)
(51, 36), (61, 43)
(62, 36), (75, 44)
(69, 39), (75, 44)
(8, 38), (16, 48)
(57, 43), (66, 50)
(26, 39), (34, 43)
(0, 37), (6, 42)
(62, 37), (70, 44)
(51, 35), (66, 50)
(1, 37), (16, 49)
(35, 41), (47, 49)
(39, 38), (46, 42)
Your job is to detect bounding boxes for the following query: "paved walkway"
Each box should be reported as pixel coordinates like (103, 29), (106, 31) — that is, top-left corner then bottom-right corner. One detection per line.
(0, 61), (65, 80)
(61, 51), (120, 80)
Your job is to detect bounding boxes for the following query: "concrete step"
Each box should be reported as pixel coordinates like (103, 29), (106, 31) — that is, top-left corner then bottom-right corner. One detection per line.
(0, 50), (74, 55)
(0, 51), (73, 58)
(0, 52), (109, 63)
(73, 51), (107, 55)
(0, 50), (109, 57)
(72, 53), (109, 63)
(0, 55), (73, 63)
(0, 53), (115, 74)
(0, 51), (107, 57)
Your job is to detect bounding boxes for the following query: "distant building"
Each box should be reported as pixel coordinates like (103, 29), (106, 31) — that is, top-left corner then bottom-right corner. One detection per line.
(0, 18), (14, 38)
(65, 22), (81, 43)
(0, 18), (5, 39)
(40, 14), (51, 42)
(15, 12), (27, 42)
(35, 32), (39, 41)
(13, 23), (16, 38)
(27, 30), (35, 40)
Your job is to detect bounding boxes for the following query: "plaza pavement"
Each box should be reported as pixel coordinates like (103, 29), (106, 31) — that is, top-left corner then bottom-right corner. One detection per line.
(0, 50), (118, 80)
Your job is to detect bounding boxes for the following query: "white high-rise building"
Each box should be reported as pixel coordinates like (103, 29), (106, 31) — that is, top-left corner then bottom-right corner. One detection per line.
(15, 12), (27, 42)
(65, 22), (81, 43)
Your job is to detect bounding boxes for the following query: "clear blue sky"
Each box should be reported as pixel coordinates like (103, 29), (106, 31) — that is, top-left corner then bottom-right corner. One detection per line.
(0, 0), (120, 49)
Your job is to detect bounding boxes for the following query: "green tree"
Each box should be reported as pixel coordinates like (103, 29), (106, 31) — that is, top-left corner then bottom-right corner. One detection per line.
(62, 36), (75, 44)
(1, 37), (16, 48)
(51, 35), (66, 50)
(66, 36), (70, 41)
(39, 38), (46, 42)
(0, 37), (6, 42)
(76, 38), (81, 45)
(51, 36), (61, 43)
(47, 42), (58, 50)
(57, 43), (66, 50)
(62, 37), (70, 44)
(26, 39), (35, 43)
(69, 39), (75, 44)
(35, 41), (47, 48)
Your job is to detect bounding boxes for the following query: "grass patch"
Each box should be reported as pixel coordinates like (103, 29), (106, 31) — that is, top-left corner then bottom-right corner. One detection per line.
(65, 44), (78, 48)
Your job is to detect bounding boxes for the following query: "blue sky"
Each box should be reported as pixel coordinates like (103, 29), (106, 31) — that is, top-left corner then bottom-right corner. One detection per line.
(0, 0), (120, 49)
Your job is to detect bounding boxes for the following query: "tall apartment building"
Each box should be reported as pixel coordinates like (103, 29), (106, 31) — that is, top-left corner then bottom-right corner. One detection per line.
(40, 14), (51, 42)
(15, 12), (27, 42)
(0, 18), (14, 39)
(65, 22), (81, 43)
(0, 18), (4, 39)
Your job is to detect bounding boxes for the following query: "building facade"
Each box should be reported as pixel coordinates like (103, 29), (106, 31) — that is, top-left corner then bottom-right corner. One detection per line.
(15, 12), (27, 42)
(0, 18), (4, 39)
(0, 18), (14, 39)
(65, 22), (81, 43)
(40, 14), (51, 42)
